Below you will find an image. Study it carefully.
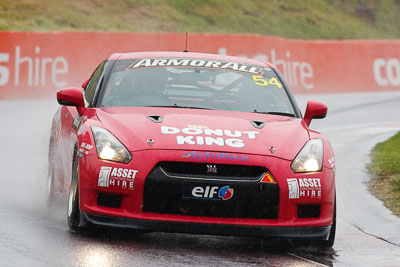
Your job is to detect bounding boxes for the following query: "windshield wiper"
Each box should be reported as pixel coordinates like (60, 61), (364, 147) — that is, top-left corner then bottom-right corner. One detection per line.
(145, 105), (214, 110)
(252, 110), (296, 117)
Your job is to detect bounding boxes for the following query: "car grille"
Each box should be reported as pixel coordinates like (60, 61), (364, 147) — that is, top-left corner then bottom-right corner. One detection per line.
(143, 162), (279, 219)
(159, 162), (266, 181)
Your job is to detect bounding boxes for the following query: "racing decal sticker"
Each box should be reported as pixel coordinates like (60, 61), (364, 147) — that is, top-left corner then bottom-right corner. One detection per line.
(187, 185), (234, 200)
(252, 75), (283, 88)
(287, 178), (321, 199)
(98, 166), (138, 190)
(181, 151), (249, 161)
(127, 58), (263, 75)
(218, 186), (234, 200)
(260, 172), (276, 184)
(79, 142), (93, 155)
(328, 157), (335, 168)
(287, 179), (300, 199)
(72, 115), (82, 131)
(161, 125), (259, 148)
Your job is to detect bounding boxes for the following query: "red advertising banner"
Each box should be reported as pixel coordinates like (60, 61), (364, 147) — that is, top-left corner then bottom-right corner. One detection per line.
(0, 31), (400, 99)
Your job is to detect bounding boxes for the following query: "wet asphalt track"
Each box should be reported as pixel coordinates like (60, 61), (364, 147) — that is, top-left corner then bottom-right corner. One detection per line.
(1, 91), (400, 266)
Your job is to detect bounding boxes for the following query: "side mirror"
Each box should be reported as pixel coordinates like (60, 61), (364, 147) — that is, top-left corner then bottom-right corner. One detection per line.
(304, 101), (327, 126)
(57, 87), (85, 116)
(82, 78), (89, 89)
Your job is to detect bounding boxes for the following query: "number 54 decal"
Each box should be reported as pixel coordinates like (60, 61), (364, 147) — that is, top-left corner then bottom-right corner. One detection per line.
(252, 75), (282, 88)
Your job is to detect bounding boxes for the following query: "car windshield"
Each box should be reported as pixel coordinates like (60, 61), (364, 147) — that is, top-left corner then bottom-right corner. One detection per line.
(99, 57), (296, 115)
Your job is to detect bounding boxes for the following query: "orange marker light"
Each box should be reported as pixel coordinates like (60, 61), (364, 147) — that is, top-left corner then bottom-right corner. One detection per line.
(261, 172), (276, 183)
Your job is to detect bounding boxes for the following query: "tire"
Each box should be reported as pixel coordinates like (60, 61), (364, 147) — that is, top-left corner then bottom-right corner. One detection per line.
(67, 151), (81, 231)
(46, 136), (55, 206)
(46, 165), (55, 205)
(322, 196), (336, 248)
(292, 194), (336, 249)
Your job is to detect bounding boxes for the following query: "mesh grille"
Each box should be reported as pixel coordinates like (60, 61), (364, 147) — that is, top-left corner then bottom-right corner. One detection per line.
(143, 164), (279, 219)
(159, 162), (266, 181)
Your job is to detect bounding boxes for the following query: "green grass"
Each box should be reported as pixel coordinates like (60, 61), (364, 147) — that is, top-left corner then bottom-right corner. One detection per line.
(369, 133), (400, 176)
(1, 0), (400, 39)
(368, 132), (400, 216)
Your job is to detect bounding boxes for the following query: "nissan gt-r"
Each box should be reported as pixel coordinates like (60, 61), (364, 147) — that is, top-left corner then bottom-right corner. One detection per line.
(47, 51), (336, 248)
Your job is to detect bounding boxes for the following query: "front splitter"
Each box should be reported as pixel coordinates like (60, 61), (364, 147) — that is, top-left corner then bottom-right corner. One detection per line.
(82, 211), (331, 240)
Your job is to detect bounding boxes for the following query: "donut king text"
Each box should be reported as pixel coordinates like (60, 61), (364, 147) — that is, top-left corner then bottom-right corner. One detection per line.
(161, 126), (260, 148)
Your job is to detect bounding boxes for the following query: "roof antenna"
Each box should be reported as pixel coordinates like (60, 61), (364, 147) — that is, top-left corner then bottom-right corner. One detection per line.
(183, 32), (189, 52)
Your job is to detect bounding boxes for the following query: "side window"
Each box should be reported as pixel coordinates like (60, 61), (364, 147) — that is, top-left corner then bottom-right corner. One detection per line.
(84, 61), (107, 104)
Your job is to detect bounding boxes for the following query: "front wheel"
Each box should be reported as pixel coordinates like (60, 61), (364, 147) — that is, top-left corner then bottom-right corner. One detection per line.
(67, 152), (82, 231)
(46, 165), (55, 206)
(46, 136), (55, 206)
(322, 196), (336, 248)
(291, 194), (336, 249)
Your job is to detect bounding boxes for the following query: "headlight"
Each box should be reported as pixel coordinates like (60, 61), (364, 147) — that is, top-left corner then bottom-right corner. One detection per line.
(291, 139), (323, 173)
(91, 126), (132, 163)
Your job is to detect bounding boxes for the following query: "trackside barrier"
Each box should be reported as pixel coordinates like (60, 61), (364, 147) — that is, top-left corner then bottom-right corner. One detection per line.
(1, 31), (400, 99)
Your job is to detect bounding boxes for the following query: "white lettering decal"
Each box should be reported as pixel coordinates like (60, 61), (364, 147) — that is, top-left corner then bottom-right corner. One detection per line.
(79, 142), (93, 155)
(161, 125), (259, 148)
(192, 186), (220, 198)
(98, 167), (112, 187)
(205, 61), (221, 68)
(221, 62), (239, 71)
(166, 59), (190, 66)
(287, 178), (321, 199)
(129, 58), (261, 74)
(133, 59), (151, 68)
(177, 135), (196, 145)
(182, 128), (203, 135)
(205, 136), (224, 146)
(243, 131), (259, 139)
(225, 138), (244, 148)
(151, 59), (167, 66)
(189, 60), (206, 67)
(161, 126), (180, 134)
(204, 128), (224, 136)
(192, 186), (204, 197)
(196, 136), (205, 145)
(224, 130), (242, 138)
(287, 178), (299, 199)
(98, 167), (138, 190)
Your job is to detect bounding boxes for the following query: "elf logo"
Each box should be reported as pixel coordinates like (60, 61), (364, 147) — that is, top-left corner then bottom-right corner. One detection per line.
(191, 185), (234, 200)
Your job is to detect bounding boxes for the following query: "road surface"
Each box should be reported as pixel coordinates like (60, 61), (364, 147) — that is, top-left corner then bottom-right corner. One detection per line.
(1, 91), (400, 266)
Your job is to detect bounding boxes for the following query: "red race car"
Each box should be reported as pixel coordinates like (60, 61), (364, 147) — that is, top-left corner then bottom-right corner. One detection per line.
(47, 51), (336, 248)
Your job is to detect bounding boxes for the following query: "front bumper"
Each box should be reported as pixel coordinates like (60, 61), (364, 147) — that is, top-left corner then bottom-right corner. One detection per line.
(82, 211), (331, 239)
(78, 149), (336, 233)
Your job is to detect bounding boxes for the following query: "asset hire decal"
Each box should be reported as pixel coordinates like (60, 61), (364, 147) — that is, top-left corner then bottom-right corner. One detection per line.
(98, 166), (138, 190)
(287, 178), (322, 199)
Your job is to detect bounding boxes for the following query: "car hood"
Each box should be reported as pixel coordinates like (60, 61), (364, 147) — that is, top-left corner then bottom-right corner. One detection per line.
(95, 107), (310, 160)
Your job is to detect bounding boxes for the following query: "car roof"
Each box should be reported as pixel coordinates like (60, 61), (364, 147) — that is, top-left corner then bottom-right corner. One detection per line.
(108, 51), (276, 69)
